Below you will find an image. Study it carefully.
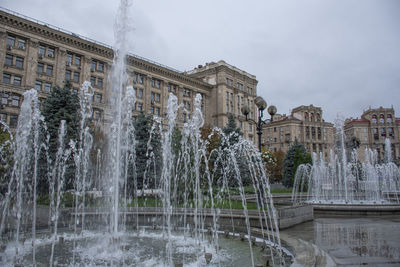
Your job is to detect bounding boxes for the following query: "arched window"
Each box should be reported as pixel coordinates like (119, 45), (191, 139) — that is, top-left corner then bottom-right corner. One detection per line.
(372, 115), (377, 124)
(304, 112), (309, 121)
(311, 113), (314, 122)
(316, 113), (321, 122)
(379, 114), (385, 123)
(387, 114), (393, 123)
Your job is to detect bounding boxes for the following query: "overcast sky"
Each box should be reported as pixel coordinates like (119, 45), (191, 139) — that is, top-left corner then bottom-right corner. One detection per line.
(2, 0), (400, 122)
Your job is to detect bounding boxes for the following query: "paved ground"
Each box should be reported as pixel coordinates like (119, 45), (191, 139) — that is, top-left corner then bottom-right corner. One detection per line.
(282, 215), (400, 266)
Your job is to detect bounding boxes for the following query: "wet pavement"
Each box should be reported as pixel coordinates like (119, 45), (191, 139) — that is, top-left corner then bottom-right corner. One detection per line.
(282, 215), (400, 266)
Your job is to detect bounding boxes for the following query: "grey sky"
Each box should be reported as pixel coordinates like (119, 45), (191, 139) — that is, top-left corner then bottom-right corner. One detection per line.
(2, 0), (399, 122)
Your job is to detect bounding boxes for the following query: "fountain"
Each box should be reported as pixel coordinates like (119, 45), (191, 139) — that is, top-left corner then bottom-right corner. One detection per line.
(292, 117), (400, 210)
(0, 0), (291, 266)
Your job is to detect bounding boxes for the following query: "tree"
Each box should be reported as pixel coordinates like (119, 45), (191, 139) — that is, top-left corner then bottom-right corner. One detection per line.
(41, 81), (80, 191)
(282, 142), (311, 188)
(133, 112), (161, 190)
(273, 150), (285, 183)
(261, 149), (285, 183)
(223, 113), (242, 144)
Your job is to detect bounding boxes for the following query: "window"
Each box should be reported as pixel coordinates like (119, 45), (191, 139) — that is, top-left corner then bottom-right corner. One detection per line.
(168, 83), (177, 93)
(44, 83), (51, 93)
(136, 88), (143, 99)
(372, 115), (377, 124)
(5, 54), (13, 66)
(16, 57), (24, 68)
(237, 82), (243, 90)
(133, 73), (137, 83)
(97, 78), (103, 89)
(226, 78), (233, 87)
(183, 100), (191, 110)
(66, 53), (73, 65)
(74, 55), (81, 66)
(90, 76), (96, 86)
(98, 62), (104, 71)
(2, 73), (11, 84)
(93, 110), (101, 121)
(91, 61), (96, 71)
(7, 36), (15, 47)
(0, 113), (6, 122)
(95, 93), (102, 103)
(249, 123), (252, 131)
(1, 93), (8, 105)
(17, 39), (26, 50)
(151, 92), (160, 103)
(35, 80), (42, 91)
(9, 115), (18, 128)
(46, 65), (53, 76)
(137, 102), (143, 111)
(11, 95), (20, 106)
(39, 45), (46, 55)
(73, 72), (80, 83)
(183, 88), (191, 97)
(139, 74), (144, 84)
(37, 62), (44, 73)
(13, 76), (21, 86)
(155, 107), (160, 116)
(48, 47), (55, 58)
(387, 115), (393, 123)
(65, 70), (72, 81)
(379, 114), (384, 123)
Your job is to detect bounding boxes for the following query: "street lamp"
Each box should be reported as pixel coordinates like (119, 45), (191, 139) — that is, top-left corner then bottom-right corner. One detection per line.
(241, 96), (277, 152)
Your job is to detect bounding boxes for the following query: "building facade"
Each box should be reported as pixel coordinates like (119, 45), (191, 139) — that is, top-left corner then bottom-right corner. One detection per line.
(345, 107), (400, 163)
(0, 8), (259, 143)
(262, 105), (334, 159)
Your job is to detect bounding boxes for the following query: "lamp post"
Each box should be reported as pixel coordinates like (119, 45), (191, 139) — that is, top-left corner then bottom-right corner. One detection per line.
(241, 96), (277, 152)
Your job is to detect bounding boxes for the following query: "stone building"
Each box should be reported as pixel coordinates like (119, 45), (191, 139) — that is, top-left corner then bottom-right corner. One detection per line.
(0, 8), (258, 143)
(262, 104), (334, 159)
(345, 107), (400, 163)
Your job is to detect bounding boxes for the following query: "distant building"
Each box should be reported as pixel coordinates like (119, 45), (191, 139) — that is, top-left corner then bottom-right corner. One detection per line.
(262, 104), (334, 159)
(345, 107), (400, 163)
(0, 8), (258, 144)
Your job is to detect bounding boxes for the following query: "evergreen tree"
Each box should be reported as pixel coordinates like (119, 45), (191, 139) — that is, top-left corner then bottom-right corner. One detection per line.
(223, 113), (242, 144)
(41, 81), (80, 191)
(282, 141), (311, 188)
(133, 112), (161, 190)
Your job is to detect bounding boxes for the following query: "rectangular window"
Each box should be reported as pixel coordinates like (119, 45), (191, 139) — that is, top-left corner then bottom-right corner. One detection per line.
(2, 73), (11, 84)
(1, 93), (8, 105)
(13, 76), (22, 86)
(47, 47), (55, 58)
(9, 115), (18, 127)
(65, 70), (72, 81)
(97, 62), (104, 71)
(137, 102), (143, 111)
(37, 62), (44, 73)
(46, 65), (53, 76)
(39, 45), (46, 56)
(91, 61), (96, 71)
(139, 74), (143, 84)
(155, 107), (160, 116)
(44, 82), (51, 93)
(12, 95), (20, 106)
(66, 53), (73, 65)
(5, 54), (13, 66)
(95, 93), (102, 103)
(97, 78), (103, 89)
(15, 57), (24, 68)
(0, 113), (6, 122)
(90, 76), (96, 86)
(74, 55), (81, 66)
(7, 36), (15, 47)
(137, 88), (143, 98)
(133, 73), (137, 83)
(17, 39), (26, 50)
(73, 72), (80, 83)
(35, 80), (42, 91)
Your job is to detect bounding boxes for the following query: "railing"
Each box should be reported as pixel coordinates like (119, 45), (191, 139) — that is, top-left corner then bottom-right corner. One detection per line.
(0, 7), (183, 74)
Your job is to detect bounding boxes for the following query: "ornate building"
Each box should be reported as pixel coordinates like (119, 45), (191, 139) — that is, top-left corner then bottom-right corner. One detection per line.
(0, 8), (258, 143)
(345, 107), (400, 163)
(262, 105), (334, 159)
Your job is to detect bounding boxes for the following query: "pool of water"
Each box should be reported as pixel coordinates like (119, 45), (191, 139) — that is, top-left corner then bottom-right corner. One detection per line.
(282, 215), (400, 266)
